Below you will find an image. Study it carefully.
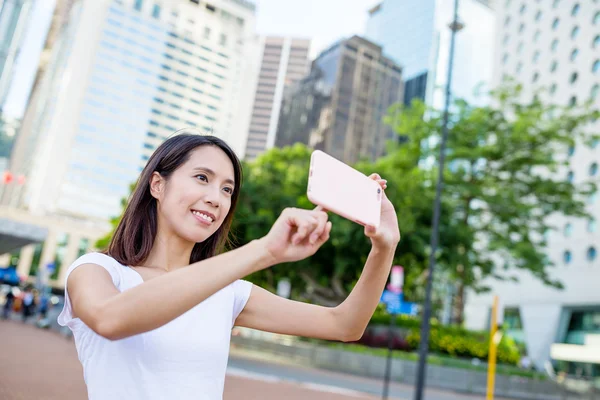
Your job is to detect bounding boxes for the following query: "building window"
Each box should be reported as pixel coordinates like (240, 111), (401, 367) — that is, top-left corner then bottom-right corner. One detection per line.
(503, 34), (510, 45)
(517, 42), (523, 53)
(568, 145), (575, 156)
(570, 49), (579, 61)
(502, 53), (509, 64)
(534, 30), (541, 41)
(570, 72), (578, 83)
(567, 170), (574, 182)
(219, 33), (227, 46)
(551, 39), (559, 52)
(550, 61), (558, 72)
(552, 0), (559, 8)
(518, 23), (525, 33)
(589, 191), (598, 204)
(550, 83), (557, 94)
(565, 223), (573, 237)
(533, 51), (540, 63)
(587, 247), (597, 262)
(569, 96), (577, 107)
(588, 219), (597, 233)
(516, 62), (523, 74)
(595, 35), (600, 49)
(535, 11), (542, 22)
(204, 27), (210, 39)
(520, 3), (526, 14)
(564, 250), (572, 264)
(593, 60), (600, 74)
(134, 0), (143, 11)
(552, 18), (560, 30)
(571, 26), (580, 39)
(152, 3), (160, 18)
(595, 12), (600, 25)
(505, 16), (511, 26)
(532, 72), (539, 82)
(590, 162), (598, 176)
(571, 3), (580, 16)
(592, 84), (599, 99)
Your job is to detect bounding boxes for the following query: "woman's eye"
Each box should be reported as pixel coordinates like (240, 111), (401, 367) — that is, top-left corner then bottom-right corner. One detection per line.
(223, 187), (233, 194)
(196, 174), (208, 182)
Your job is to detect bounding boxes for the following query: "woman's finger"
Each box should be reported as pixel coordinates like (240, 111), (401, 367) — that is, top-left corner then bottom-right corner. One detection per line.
(290, 211), (318, 244)
(309, 211), (329, 244)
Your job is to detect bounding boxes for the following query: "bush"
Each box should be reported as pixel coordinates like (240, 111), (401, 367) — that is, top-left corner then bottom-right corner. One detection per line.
(360, 308), (521, 366)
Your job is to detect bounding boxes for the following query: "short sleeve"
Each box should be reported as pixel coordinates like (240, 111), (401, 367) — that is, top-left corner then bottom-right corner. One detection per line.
(57, 253), (122, 327)
(231, 279), (253, 326)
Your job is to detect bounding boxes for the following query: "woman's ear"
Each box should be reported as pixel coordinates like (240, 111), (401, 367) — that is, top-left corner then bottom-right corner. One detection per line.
(149, 172), (165, 200)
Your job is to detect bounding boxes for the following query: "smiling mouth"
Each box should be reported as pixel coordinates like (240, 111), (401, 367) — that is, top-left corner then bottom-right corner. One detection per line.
(191, 210), (215, 224)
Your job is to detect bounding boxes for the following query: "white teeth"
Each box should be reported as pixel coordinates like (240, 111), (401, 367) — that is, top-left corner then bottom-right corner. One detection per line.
(192, 211), (213, 223)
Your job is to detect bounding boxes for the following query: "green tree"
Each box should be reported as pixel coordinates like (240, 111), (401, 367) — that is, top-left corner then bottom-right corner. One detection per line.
(386, 84), (599, 323)
(233, 144), (468, 309)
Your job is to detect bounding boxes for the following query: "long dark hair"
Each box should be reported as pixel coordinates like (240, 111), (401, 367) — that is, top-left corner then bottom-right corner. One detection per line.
(107, 133), (243, 266)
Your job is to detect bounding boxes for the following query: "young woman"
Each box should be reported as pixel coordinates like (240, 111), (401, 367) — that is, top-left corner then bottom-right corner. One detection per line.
(58, 133), (400, 399)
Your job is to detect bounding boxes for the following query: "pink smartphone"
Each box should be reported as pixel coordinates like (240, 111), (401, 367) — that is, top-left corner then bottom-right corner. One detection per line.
(307, 150), (382, 228)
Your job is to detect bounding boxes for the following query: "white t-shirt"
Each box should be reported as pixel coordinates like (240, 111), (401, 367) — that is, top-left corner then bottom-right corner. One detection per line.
(58, 252), (253, 400)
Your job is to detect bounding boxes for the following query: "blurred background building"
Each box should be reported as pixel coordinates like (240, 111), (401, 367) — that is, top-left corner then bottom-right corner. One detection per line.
(0, 0), (35, 108)
(275, 35), (403, 164)
(465, 0), (600, 370)
(6, 0), (260, 222)
(244, 36), (311, 161)
(365, 0), (495, 108)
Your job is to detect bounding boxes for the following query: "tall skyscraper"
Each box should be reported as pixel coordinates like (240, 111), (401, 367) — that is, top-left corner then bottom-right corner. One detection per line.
(275, 35), (403, 165)
(464, 1), (600, 370)
(0, 0), (35, 108)
(365, 0), (495, 108)
(7, 0), (259, 221)
(244, 36), (310, 160)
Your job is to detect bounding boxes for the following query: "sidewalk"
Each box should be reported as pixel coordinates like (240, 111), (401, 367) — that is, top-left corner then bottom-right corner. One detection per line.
(0, 320), (378, 400)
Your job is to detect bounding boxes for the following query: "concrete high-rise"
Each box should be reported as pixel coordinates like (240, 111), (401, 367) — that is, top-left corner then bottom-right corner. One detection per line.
(7, 0), (260, 221)
(464, 0), (600, 371)
(244, 36), (310, 160)
(275, 35), (403, 165)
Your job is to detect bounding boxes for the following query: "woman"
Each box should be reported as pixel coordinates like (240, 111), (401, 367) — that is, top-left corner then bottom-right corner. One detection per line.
(58, 133), (400, 399)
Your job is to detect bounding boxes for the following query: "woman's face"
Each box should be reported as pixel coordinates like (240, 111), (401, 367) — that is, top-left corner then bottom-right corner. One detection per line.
(151, 145), (236, 243)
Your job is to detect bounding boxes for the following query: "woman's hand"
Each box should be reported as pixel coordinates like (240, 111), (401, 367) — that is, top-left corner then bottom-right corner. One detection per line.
(260, 207), (332, 265)
(364, 174), (401, 250)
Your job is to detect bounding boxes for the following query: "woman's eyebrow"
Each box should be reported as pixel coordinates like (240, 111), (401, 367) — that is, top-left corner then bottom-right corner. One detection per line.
(192, 167), (235, 185)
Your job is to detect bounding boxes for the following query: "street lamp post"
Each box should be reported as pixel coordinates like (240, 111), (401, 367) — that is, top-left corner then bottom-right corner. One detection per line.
(413, 1), (463, 399)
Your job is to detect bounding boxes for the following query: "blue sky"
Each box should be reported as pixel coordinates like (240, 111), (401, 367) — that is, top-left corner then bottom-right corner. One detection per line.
(3, 0), (379, 119)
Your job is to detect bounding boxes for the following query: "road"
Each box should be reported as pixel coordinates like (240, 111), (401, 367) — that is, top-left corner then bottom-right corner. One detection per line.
(0, 319), (496, 400)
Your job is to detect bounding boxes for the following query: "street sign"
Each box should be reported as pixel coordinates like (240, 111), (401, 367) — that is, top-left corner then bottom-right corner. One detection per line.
(380, 289), (418, 316)
(389, 266), (404, 293)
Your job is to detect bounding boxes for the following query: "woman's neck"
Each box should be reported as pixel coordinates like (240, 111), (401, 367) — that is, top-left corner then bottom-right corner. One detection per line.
(142, 231), (195, 271)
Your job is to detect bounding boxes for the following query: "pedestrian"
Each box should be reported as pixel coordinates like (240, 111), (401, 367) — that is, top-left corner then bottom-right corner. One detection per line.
(58, 133), (400, 399)
(37, 291), (51, 328)
(21, 286), (35, 322)
(2, 287), (14, 319)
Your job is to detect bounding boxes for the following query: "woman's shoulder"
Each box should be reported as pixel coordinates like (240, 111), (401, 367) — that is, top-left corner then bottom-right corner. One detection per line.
(66, 252), (127, 284)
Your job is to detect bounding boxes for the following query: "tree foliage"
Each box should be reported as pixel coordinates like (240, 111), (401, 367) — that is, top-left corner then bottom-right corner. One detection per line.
(386, 84), (599, 322)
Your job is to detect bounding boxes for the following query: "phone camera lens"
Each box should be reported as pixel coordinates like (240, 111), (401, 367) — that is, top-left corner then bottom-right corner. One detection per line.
(377, 188), (381, 194)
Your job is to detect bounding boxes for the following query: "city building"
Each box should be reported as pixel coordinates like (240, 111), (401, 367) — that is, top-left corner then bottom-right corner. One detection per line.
(244, 36), (311, 160)
(464, 0), (600, 372)
(0, 204), (110, 290)
(6, 0), (260, 221)
(365, 0), (495, 108)
(275, 35), (403, 165)
(0, 0), (35, 108)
